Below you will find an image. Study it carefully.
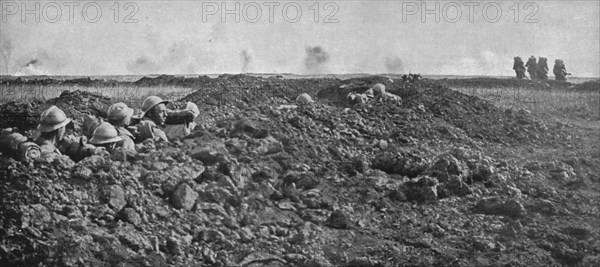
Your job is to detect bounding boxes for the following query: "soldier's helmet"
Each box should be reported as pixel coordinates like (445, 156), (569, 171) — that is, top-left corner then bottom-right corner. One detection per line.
(37, 105), (72, 133)
(371, 83), (386, 95)
(107, 102), (134, 122)
(89, 123), (122, 145)
(296, 93), (315, 104)
(140, 96), (170, 117)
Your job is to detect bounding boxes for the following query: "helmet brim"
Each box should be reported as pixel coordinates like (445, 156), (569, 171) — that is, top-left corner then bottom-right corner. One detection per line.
(89, 135), (122, 145)
(140, 100), (170, 118)
(37, 118), (72, 133)
(108, 106), (134, 122)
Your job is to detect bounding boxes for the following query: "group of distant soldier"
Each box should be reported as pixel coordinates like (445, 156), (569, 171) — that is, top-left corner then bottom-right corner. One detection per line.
(513, 56), (570, 81)
(33, 96), (199, 161)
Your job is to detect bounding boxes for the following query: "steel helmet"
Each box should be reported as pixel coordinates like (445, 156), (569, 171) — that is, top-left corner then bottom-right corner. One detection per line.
(140, 96), (170, 115)
(37, 105), (72, 133)
(107, 102), (134, 122)
(89, 123), (122, 145)
(371, 83), (386, 94)
(296, 93), (315, 104)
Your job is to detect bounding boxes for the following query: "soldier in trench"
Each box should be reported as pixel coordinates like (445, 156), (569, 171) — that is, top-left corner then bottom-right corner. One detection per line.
(106, 102), (137, 151)
(89, 122), (123, 154)
(34, 105), (72, 157)
(134, 96), (199, 143)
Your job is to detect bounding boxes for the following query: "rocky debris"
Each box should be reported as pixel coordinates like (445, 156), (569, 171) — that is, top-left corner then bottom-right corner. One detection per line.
(403, 176), (439, 202)
(190, 140), (230, 166)
(0, 75), (598, 266)
(372, 151), (430, 177)
(440, 174), (473, 197)
(428, 154), (469, 182)
(326, 210), (352, 229)
(102, 184), (127, 211)
(120, 207), (142, 226)
(171, 183), (199, 210)
(474, 197), (526, 218)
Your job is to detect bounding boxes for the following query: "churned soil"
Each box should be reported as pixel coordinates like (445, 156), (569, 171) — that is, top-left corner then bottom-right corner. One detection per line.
(1, 75), (599, 266)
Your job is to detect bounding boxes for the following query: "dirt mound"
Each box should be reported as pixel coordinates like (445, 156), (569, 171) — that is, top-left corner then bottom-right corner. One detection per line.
(0, 90), (112, 134)
(0, 76), (119, 86)
(1, 75), (598, 266)
(571, 79), (600, 92)
(317, 79), (568, 146)
(439, 77), (572, 89)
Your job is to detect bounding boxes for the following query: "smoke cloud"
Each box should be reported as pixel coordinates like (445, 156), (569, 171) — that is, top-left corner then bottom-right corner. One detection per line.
(126, 42), (200, 74)
(304, 46), (330, 74)
(127, 56), (161, 74)
(0, 37), (14, 74)
(241, 49), (253, 73)
(13, 50), (64, 76)
(384, 55), (404, 73)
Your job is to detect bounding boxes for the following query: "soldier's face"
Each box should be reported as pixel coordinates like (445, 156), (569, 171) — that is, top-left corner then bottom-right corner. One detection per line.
(57, 127), (66, 141)
(150, 104), (167, 125)
(123, 115), (131, 126)
(108, 142), (117, 153)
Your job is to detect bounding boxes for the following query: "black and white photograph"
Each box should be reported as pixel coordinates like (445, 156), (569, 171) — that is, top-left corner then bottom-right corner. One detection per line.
(1, 0), (599, 266)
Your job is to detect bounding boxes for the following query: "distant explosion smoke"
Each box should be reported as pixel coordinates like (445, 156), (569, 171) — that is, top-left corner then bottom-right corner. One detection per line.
(0, 37), (14, 74)
(126, 42), (198, 74)
(23, 59), (39, 67)
(17, 58), (45, 75)
(384, 55), (404, 73)
(241, 49), (253, 73)
(304, 46), (330, 74)
(14, 50), (60, 76)
(126, 56), (161, 74)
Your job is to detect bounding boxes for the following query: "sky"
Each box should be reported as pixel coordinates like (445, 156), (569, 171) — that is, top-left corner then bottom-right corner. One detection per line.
(0, 0), (599, 77)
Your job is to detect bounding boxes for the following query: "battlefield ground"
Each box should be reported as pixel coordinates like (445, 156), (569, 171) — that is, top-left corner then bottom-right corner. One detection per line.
(0, 74), (599, 266)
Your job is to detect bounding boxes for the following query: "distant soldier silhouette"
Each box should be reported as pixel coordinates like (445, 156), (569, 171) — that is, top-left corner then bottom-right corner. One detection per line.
(525, 56), (538, 80)
(553, 59), (569, 81)
(536, 57), (549, 80)
(513, 57), (526, 79)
